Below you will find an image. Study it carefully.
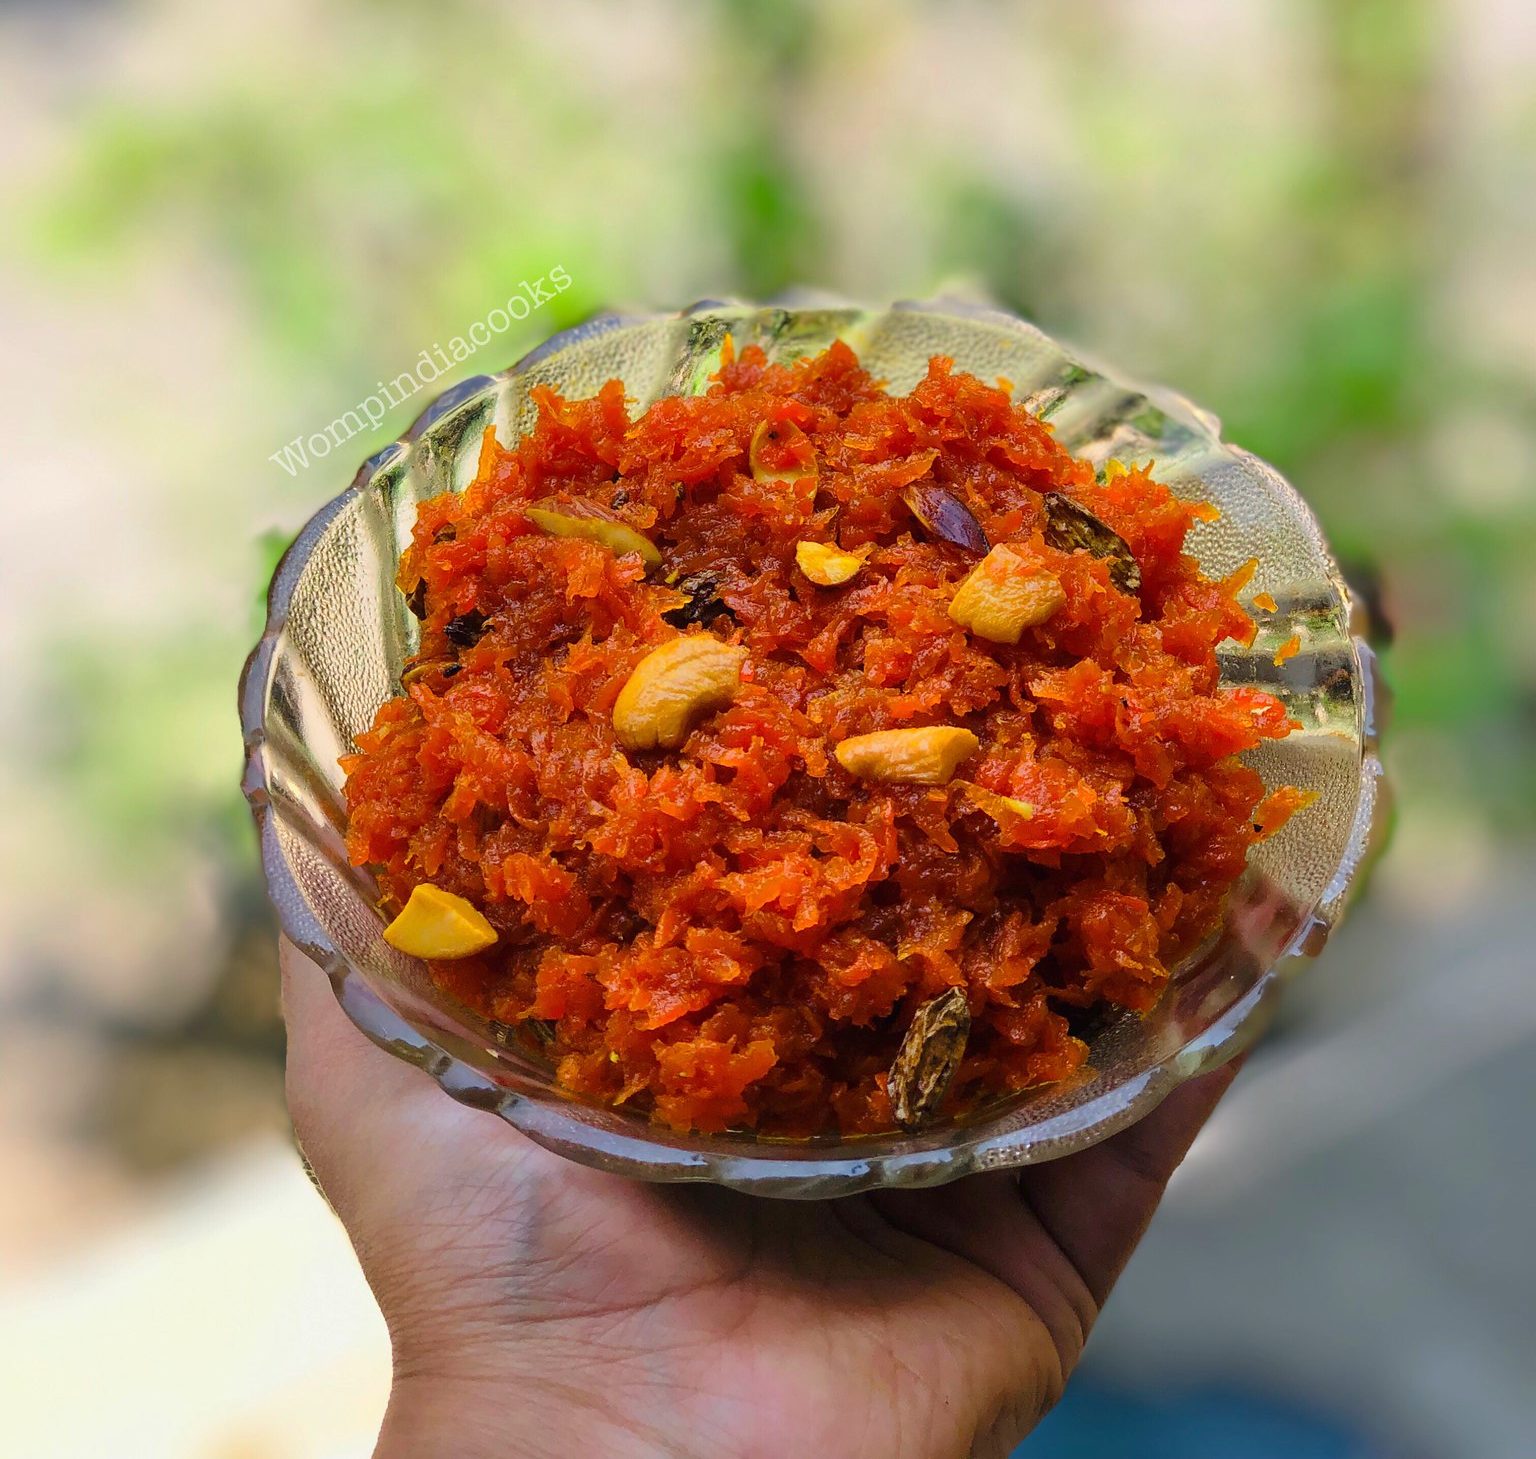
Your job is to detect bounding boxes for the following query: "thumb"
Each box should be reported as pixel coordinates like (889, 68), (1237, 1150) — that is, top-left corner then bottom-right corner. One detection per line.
(279, 936), (466, 1219)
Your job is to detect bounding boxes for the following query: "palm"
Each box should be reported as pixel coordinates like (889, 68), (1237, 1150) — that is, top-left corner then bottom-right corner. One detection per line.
(400, 1138), (1066, 1456)
(283, 940), (1233, 1459)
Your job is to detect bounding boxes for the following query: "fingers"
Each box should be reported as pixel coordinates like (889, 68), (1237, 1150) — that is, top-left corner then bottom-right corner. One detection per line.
(870, 1173), (1096, 1382)
(877, 1066), (1242, 1400)
(1017, 1058), (1243, 1307)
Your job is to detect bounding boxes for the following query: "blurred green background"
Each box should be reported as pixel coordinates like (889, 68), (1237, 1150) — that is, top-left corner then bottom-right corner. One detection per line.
(1, 1), (1532, 1455)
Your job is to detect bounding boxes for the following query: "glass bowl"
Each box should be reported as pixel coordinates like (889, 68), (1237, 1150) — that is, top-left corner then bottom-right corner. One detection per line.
(240, 297), (1386, 1197)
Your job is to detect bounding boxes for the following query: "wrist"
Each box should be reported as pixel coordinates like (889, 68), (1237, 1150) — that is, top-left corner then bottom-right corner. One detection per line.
(374, 1347), (690, 1459)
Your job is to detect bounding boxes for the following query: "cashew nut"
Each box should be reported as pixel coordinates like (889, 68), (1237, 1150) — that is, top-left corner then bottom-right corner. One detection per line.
(613, 636), (748, 751)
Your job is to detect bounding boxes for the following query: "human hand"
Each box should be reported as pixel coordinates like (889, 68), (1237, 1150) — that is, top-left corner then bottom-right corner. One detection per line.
(282, 938), (1237, 1459)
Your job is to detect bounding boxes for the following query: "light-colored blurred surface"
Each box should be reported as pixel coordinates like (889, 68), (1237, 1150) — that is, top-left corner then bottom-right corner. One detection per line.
(1111, 855), (1536, 1459)
(0, 1141), (389, 1459)
(1, 0), (1532, 1454)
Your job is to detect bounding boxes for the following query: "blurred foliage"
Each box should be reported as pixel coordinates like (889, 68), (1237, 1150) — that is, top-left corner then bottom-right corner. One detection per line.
(711, 0), (826, 295)
(44, 634), (250, 869)
(28, 79), (608, 379)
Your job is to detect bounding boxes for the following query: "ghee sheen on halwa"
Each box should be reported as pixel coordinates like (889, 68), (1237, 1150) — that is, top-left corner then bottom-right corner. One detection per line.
(342, 341), (1306, 1136)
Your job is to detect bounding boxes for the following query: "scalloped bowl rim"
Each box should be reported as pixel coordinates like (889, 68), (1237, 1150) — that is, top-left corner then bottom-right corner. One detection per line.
(240, 297), (1386, 1197)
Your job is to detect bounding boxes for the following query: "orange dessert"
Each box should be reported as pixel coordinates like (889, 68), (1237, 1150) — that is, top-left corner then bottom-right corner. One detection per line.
(341, 340), (1304, 1136)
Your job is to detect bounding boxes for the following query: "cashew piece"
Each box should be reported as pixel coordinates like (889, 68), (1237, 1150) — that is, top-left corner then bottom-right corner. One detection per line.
(948, 544), (1065, 644)
(383, 883), (498, 959)
(834, 726), (980, 785)
(796, 539), (870, 586)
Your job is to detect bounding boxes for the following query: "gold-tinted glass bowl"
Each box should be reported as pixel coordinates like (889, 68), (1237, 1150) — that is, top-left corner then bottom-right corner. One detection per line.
(240, 298), (1386, 1197)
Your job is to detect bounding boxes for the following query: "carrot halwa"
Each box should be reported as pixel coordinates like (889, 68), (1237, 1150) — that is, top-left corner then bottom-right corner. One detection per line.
(341, 340), (1304, 1136)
